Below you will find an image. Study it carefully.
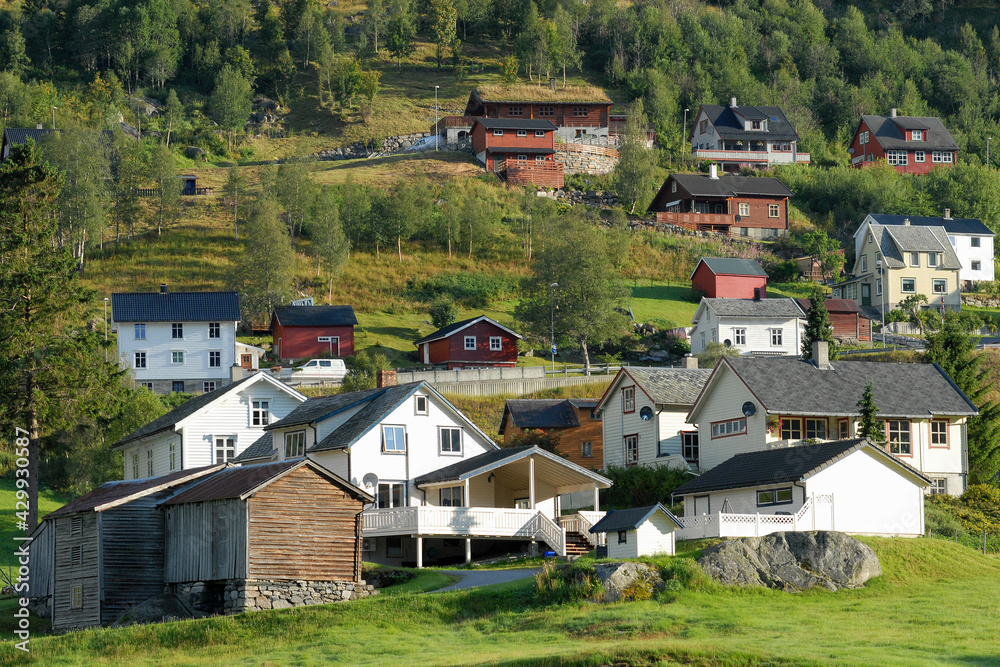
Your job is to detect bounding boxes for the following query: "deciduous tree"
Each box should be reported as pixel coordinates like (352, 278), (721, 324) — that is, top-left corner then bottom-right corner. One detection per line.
(230, 197), (295, 326)
(211, 64), (253, 152)
(612, 99), (657, 214)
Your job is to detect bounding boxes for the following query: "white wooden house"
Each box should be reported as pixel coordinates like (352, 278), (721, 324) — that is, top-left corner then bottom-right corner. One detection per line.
(595, 367), (712, 469)
(672, 439), (930, 540)
(686, 341), (978, 495)
(114, 371), (306, 480)
(689, 297), (806, 357)
(235, 379), (612, 566)
(111, 284), (242, 394)
(689, 98), (810, 169)
(588, 504), (684, 558)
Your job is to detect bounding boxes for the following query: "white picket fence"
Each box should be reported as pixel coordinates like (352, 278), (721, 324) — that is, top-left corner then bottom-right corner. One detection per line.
(677, 494), (834, 540)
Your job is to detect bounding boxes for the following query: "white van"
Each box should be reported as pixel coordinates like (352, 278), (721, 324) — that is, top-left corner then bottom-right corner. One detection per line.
(293, 358), (348, 380)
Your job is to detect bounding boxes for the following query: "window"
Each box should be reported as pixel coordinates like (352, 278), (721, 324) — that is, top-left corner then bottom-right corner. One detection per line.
(206, 322), (220, 339)
(738, 202), (750, 216)
(464, 336), (476, 350)
(805, 419), (827, 440)
(383, 425), (406, 452)
(386, 537), (403, 557)
(284, 431), (305, 459)
(535, 155), (546, 162)
(216, 436), (236, 463)
(209, 351), (221, 367)
(910, 252), (920, 267)
(911, 129), (923, 141)
(172, 323), (183, 339)
(876, 278), (882, 296)
(771, 329), (783, 346)
(440, 427), (462, 454)
(440, 486), (463, 507)
(887, 420), (911, 455)
(203, 381), (216, 393)
(490, 336), (502, 351)
(582, 441), (593, 458)
(132, 453), (139, 479)
(415, 395), (428, 415)
(930, 420), (949, 447)
(134, 323), (146, 340)
(949, 235), (956, 246)
(839, 419), (851, 440)
(757, 487), (793, 507)
(624, 434), (638, 465)
(700, 332), (705, 349)
(933, 279), (947, 294)
(134, 351), (146, 369)
(573, 107), (588, 117)
(535, 130), (545, 137)
(972, 261), (982, 271)
(140, 382), (154, 390)
(972, 236), (981, 247)
(751, 120), (762, 130)
(622, 386), (635, 413)
(734, 328), (746, 346)
(377, 482), (404, 509)
(516, 154), (528, 160)
(928, 253), (938, 267)
(516, 129), (527, 137)
(886, 150), (908, 166)
(538, 106), (553, 117)
(682, 432), (699, 462)
(617, 530), (627, 545)
(914, 150), (925, 163)
(929, 478), (948, 496)
(147, 449), (154, 477)
(932, 151), (953, 163)
(901, 278), (916, 293)
(780, 418), (802, 440)
(251, 400), (269, 426)
(508, 105), (523, 116)
(71, 585), (83, 609)
(493, 129), (504, 136)
(171, 351), (184, 364)
(71, 516), (83, 535)
(860, 130), (869, 145)
(169, 442), (176, 471)
(860, 254), (867, 273)
(700, 119), (708, 133)
(671, 181), (677, 193)
(711, 418), (747, 438)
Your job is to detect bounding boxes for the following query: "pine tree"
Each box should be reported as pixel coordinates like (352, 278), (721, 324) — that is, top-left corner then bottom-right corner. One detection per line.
(856, 381), (886, 445)
(801, 286), (837, 360)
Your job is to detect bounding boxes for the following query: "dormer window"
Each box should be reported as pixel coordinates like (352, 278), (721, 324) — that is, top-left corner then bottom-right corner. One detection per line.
(751, 120), (763, 130)
(912, 129), (923, 141)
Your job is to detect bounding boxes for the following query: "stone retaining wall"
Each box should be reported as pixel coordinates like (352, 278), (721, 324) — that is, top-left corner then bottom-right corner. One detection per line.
(311, 134), (472, 161)
(174, 578), (376, 615)
(555, 148), (618, 175)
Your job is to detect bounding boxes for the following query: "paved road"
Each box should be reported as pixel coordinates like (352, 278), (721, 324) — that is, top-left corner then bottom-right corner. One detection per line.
(429, 568), (539, 593)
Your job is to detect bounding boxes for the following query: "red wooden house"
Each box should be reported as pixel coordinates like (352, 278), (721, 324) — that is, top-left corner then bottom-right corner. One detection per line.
(849, 109), (958, 174)
(463, 84), (613, 142)
(414, 316), (522, 370)
(690, 257), (768, 299)
(648, 166), (793, 239)
(471, 118), (564, 187)
(796, 298), (872, 342)
(271, 305), (358, 361)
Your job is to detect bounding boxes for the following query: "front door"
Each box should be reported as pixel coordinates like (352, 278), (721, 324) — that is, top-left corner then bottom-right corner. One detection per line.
(240, 354), (252, 369)
(861, 283), (871, 307)
(694, 495), (710, 515)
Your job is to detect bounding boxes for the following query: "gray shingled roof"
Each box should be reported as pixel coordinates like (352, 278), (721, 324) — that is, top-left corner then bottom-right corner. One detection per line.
(588, 503), (683, 533)
(672, 439), (929, 496)
(272, 305), (358, 327)
(796, 298), (862, 315)
(623, 368), (712, 406)
(869, 223), (962, 270)
(265, 386), (390, 430)
(311, 384), (422, 452)
(233, 432), (274, 463)
(413, 316), (521, 345)
(703, 297), (806, 319)
(701, 104), (800, 142)
(111, 290), (241, 322)
(692, 257), (768, 278)
(861, 115), (959, 151)
(669, 174), (794, 199)
(500, 400), (580, 435)
(474, 118), (557, 131)
(721, 357), (978, 418)
(867, 214), (993, 237)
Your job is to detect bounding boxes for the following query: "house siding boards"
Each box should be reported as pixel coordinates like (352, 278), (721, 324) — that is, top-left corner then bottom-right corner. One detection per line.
(689, 298), (804, 357)
(416, 318), (521, 369)
(163, 499), (248, 583)
(463, 88), (613, 143)
(115, 319), (237, 392)
(690, 364), (769, 471)
(272, 323), (356, 360)
(690, 101), (807, 169)
(850, 114), (958, 174)
(51, 514), (101, 631)
(500, 401), (603, 470)
(690, 259), (767, 299)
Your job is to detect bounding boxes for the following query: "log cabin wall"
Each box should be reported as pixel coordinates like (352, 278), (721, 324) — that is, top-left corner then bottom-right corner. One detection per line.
(164, 499), (248, 583)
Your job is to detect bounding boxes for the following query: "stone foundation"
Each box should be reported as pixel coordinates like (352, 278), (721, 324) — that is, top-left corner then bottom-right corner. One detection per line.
(173, 578), (376, 615)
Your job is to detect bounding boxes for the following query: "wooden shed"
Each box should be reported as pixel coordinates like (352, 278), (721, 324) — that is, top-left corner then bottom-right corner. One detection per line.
(28, 465), (223, 631)
(413, 315), (522, 370)
(796, 298), (872, 342)
(160, 459), (373, 613)
(588, 504), (684, 558)
(271, 305), (358, 361)
(690, 257), (768, 299)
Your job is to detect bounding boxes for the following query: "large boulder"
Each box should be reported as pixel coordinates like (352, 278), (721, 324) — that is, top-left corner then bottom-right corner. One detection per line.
(592, 561), (664, 602)
(697, 531), (881, 592)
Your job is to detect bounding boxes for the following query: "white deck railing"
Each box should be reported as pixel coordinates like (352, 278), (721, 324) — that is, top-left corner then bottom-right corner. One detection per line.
(558, 511), (607, 547)
(692, 149), (810, 164)
(363, 506), (566, 555)
(677, 493), (833, 541)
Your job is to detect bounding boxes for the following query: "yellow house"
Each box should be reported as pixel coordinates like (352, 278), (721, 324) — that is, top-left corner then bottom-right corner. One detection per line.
(835, 219), (961, 315)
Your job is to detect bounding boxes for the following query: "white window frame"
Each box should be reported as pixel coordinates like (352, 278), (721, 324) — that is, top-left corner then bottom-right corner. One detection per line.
(738, 202), (750, 216)
(771, 328), (783, 346)
(910, 252), (920, 267)
(711, 418), (747, 439)
(972, 260), (982, 271)
(734, 328), (746, 346)
(382, 425), (406, 453)
(439, 486), (463, 507)
(134, 351), (147, 369)
(932, 151), (953, 164)
(493, 129), (504, 136)
(887, 150), (908, 166)
(414, 395), (428, 415)
(860, 255), (867, 273)
(134, 323), (146, 340)
(464, 336), (476, 350)
(209, 350), (221, 368)
(914, 150), (925, 163)
(768, 204), (780, 218)
(169, 442), (176, 471)
(489, 336), (502, 351)
(251, 399), (270, 426)
(171, 322), (184, 339)
(887, 420), (912, 455)
(171, 350), (184, 365)
(930, 420), (949, 448)
(439, 426), (462, 455)
(516, 129), (527, 137)
(516, 154), (528, 160)
(622, 386), (635, 413)
(933, 279), (947, 295)
(929, 478), (947, 495)
(756, 487), (793, 507)
(377, 482), (405, 509)
(208, 322), (220, 338)
(284, 430), (306, 459)
(172, 381), (185, 393)
(534, 130), (545, 137)
(911, 129), (923, 141)
(535, 155), (546, 162)
(203, 381), (216, 393)
(928, 252), (938, 267)
(624, 434), (638, 465)
(805, 419), (827, 440)
(146, 449), (154, 477)
(901, 278), (916, 293)
(876, 278), (882, 296)
(971, 236), (981, 247)
(215, 436), (237, 463)
(140, 381), (154, 391)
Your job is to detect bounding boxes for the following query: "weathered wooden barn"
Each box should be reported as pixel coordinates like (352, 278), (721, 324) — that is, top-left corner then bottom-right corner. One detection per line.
(27, 465), (224, 631)
(160, 459), (374, 613)
(796, 298), (872, 342)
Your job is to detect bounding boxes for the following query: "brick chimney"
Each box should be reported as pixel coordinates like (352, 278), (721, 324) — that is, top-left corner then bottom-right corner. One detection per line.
(681, 355), (698, 369)
(160, 283), (168, 294)
(376, 370), (397, 388)
(812, 341), (831, 370)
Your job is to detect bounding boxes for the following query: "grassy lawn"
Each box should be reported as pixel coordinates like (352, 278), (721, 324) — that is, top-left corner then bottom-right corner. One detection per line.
(0, 478), (71, 570)
(5, 538), (1000, 665)
(629, 281), (702, 327)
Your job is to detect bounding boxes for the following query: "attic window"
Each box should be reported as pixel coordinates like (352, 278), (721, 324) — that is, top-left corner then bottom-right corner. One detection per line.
(671, 181), (677, 193)
(415, 395), (428, 415)
(71, 516), (83, 535)
(912, 129), (923, 141)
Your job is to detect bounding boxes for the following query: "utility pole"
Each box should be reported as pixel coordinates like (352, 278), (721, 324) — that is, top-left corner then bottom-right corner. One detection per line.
(550, 282), (558, 371)
(682, 108), (690, 161)
(435, 86), (440, 151)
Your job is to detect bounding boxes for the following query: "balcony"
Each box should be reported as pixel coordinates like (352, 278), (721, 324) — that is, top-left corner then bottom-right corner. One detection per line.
(692, 149), (810, 164)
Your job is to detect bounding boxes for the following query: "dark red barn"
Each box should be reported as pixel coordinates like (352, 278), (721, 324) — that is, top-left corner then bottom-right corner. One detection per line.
(796, 298), (871, 342)
(271, 305), (358, 361)
(690, 257), (768, 299)
(414, 316), (522, 369)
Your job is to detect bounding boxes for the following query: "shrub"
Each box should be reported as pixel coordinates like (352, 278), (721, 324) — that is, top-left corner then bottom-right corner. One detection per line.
(412, 272), (517, 308)
(534, 560), (604, 604)
(763, 259), (799, 283)
(600, 464), (692, 509)
(429, 296), (457, 329)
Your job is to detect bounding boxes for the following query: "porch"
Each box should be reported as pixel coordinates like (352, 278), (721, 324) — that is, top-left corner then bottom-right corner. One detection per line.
(677, 493), (834, 540)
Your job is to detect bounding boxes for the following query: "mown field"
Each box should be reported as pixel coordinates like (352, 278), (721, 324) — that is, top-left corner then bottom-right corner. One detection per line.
(2, 538), (998, 665)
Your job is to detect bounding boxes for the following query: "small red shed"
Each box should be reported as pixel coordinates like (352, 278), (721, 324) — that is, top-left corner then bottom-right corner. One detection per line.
(271, 305), (358, 361)
(796, 298), (872, 342)
(690, 257), (768, 299)
(414, 316), (522, 370)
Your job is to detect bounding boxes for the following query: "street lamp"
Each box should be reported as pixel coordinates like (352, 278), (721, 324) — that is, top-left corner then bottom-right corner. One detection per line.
(550, 282), (559, 371)
(103, 297), (109, 361)
(434, 86), (440, 151)
(682, 108), (690, 160)
(52, 106), (57, 130)
(988, 137), (992, 168)
(876, 261), (886, 348)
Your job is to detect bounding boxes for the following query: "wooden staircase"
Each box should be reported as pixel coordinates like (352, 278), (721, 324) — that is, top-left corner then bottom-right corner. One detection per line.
(564, 531), (592, 557)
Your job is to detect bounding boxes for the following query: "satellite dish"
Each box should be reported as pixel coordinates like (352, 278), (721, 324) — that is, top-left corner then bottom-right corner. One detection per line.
(734, 214), (742, 223)
(362, 473), (379, 489)
(724, 339), (732, 346)
(639, 406), (653, 421)
(742, 401), (757, 418)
